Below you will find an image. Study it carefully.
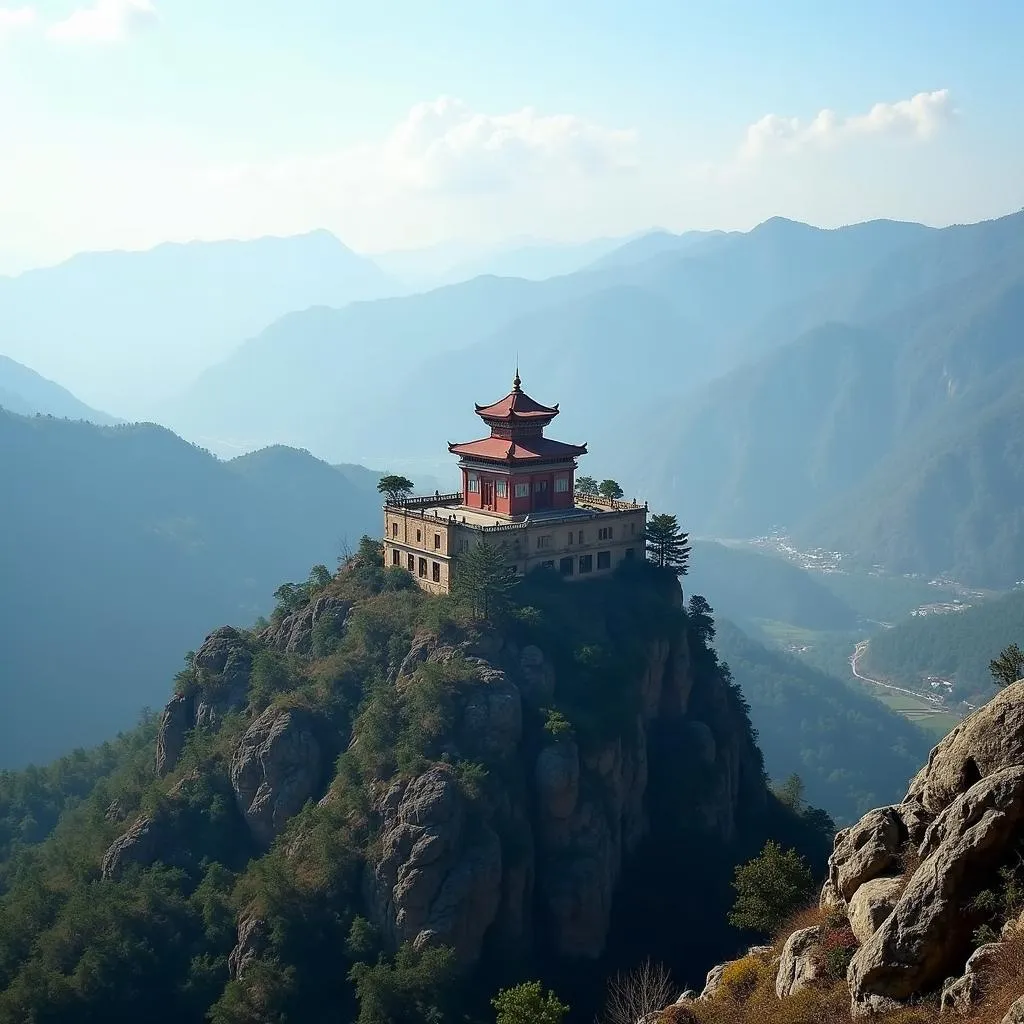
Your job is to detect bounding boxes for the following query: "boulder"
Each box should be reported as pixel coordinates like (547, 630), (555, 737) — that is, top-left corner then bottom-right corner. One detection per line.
(849, 766), (1024, 1009)
(940, 944), (1001, 1014)
(699, 963), (726, 1000)
(230, 706), (324, 848)
(828, 806), (905, 902)
(156, 691), (193, 776)
(368, 765), (503, 963)
(1003, 997), (1024, 1024)
(192, 627), (254, 728)
(847, 876), (903, 946)
(906, 680), (1024, 815)
(101, 815), (174, 879)
(775, 926), (822, 998)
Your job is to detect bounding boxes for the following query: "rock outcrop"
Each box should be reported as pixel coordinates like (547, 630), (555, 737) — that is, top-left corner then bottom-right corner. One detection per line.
(368, 764), (503, 963)
(101, 814), (176, 879)
(230, 706), (325, 849)
(758, 678), (1024, 1020)
(775, 926), (822, 998)
(155, 627), (256, 775)
(260, 595), (351, 656)
(849, 766), (1024, 1008)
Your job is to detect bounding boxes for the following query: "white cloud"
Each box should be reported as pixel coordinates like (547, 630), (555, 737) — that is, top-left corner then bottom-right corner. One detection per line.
(740, 89), (954, 160)
(47, 0), (157, 44)
(209, 96), (638, 198)
(0, 5), (35, 40)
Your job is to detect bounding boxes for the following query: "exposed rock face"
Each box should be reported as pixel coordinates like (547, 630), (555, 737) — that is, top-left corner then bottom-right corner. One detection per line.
(906, 680), (1024, 815)
(849, 766), (1024, 1009)
(368, 764), (503, 963)
(155, 627), (256, 775)
(828, 807), (905, 903)
(101, 814), (176, 879)
(260, 595), (351, 657)
(156, 692), (193, 776)
(847, 875), (903, 946)
(228, 910), (269, 981)
(1004, 997), (1024, 1024)
(775, 926), (822, 998)
(230, 706), (325, 849)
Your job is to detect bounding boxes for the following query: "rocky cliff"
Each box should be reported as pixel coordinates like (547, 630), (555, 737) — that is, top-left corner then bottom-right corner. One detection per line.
(681, 680), (1024, 1024)
(74, 554), (791, 1024)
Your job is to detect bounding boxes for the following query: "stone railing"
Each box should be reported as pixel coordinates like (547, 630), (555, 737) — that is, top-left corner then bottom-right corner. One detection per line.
(384, 491), (462, 510)
(573, 492), (647, 512)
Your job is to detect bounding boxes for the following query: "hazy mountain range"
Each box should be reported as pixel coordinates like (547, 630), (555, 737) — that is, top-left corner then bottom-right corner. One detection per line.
(0, 409), (384, 766)
(6, 210), (1024, 587)
(0, 355), (116, 424)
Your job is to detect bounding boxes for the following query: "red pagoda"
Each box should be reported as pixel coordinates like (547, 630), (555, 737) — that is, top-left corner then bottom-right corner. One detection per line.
(448, 371), (588, 516)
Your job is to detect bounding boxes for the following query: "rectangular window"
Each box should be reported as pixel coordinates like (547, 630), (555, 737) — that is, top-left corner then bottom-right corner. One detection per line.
(559, 556), (574, 576)
(514, 482), (530, 498)
(468, 474), (480, 493)
(555, 476), (569, 493)
(536, 535), (552, 550)
(625, 547), (636, 559)
(598, 526), (614, 541)
(392, 549), (400, 566)
(407, 554), (415, 571)
(392, 522), (398, 538)
(567, 531), (573, 545)
(577, 530), (584, 544)
(579, 554), (593, 574)
(416, 529), (422, 542)
(432, 561), (441, 583)
(434, 533), (441, 550)
(418, 558), (428, 578)
(535, 480), (548, 493)
(496, 480), (508, 498)
(597, 550), (611, 570)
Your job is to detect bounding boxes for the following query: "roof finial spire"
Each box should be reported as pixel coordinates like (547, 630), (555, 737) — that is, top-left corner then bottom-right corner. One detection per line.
(513, 357), (521, 392)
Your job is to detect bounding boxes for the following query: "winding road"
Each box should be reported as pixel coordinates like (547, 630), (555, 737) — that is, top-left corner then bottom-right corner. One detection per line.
(850, 640), (947, 710)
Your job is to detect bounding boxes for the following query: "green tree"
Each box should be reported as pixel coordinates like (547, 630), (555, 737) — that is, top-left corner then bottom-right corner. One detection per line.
(729, 840), (815, 935)
(774, 773), (806, 812)
(492, 981), (569, 1024)
(598, 479), (624, 499)
(453, 539), (518, 619)
(989, 642), (1024, 688)
(645, 513), (691, 575)
(377, 474), (415, 504)
(349, 944), (455, 1024)
(576, 475), (598, 495)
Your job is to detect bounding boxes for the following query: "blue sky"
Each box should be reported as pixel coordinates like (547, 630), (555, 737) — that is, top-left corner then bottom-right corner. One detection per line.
(2, 0), (1023, 273)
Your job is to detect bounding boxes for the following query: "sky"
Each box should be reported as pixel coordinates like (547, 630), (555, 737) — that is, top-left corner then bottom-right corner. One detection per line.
(2, 0), (1024, 274)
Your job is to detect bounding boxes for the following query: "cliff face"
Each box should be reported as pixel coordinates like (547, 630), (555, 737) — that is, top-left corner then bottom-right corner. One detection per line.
(128, 569), (768, 971)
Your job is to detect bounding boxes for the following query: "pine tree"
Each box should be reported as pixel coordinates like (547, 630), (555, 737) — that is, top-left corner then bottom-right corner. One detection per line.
(644, 513), (691, 575)
(377, 474), (415, 504)
(729, 840), (814, 934)
(492, 981), (569, 1024)
(576, 475), (599, 495)
(453, 539), (517, 619)
(990, 642), (1024, 688)
(598, 478), (624, 499)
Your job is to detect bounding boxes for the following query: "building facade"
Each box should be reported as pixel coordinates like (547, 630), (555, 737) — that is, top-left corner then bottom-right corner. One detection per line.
(382, 373), (647, 595)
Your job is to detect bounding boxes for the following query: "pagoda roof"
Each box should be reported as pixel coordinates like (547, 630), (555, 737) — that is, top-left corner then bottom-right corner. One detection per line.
(474, 371), (559, 421)
(448, 435), (587, 463)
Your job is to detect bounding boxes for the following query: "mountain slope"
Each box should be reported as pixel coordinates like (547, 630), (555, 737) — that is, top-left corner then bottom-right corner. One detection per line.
(0, 410), (381, 766)
(862, 588), (1024, 703)
(0, 355), (116, 423)
(715, 617), (934, 823)
(166, 215), (938, 468)
(0, 231), (398, 416)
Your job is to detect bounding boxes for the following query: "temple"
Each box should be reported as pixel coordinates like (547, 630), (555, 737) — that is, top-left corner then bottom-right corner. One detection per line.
(382, 372), (648, 594)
